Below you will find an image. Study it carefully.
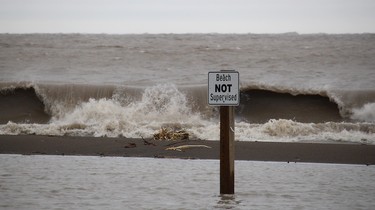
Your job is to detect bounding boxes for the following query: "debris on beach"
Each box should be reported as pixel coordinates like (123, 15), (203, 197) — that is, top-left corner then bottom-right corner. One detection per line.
(153, 127), (189, 140)
(165, 144), (212, 152)
(124, 142), (137, 148)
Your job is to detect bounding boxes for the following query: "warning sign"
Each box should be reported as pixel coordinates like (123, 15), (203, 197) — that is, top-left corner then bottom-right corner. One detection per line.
(208, 70), (239, 106)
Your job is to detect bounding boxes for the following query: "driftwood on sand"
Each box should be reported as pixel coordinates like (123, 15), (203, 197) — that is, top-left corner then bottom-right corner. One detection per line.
(165, 145), (212, 152)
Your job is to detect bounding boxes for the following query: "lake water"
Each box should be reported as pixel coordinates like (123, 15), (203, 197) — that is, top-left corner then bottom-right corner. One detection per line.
(1, 34), (375, 144)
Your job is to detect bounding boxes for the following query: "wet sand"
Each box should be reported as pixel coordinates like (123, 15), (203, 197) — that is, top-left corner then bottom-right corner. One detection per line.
(0, 135), (374, 165)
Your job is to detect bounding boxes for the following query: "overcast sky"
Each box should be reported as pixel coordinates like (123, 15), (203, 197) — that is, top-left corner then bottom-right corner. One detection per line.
(1, 0), (374, 34)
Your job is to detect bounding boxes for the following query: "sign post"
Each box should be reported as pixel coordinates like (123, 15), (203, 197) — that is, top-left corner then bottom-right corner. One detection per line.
(208, 70), (239, 194)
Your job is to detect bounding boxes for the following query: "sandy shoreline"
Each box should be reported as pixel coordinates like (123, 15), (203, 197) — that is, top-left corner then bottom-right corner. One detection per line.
(0, 135), (374, 165)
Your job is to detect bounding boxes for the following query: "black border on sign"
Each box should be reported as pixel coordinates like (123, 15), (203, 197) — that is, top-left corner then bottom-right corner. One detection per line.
(208, 70), (240, 106)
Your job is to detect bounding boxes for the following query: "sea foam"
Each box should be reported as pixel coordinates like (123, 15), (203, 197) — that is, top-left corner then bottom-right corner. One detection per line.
(351, 103), (375, 123)
(1, 84), (374, 144)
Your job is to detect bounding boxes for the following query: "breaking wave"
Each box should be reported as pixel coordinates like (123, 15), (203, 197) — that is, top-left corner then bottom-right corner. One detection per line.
(0, 82), (374, 144)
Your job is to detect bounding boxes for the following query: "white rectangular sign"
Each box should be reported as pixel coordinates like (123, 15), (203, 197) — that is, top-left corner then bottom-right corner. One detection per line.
(208, 71), (240, 106)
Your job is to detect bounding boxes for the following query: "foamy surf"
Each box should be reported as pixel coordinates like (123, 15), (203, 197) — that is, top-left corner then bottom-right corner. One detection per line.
(351, 103), (375, 123)
(0, 83), (374, 144)
(1, 117), (374, 144)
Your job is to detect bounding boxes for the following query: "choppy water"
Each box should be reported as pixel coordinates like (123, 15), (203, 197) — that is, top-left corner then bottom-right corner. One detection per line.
(0, 34), (375, 143)
(0, 154), (374, 209)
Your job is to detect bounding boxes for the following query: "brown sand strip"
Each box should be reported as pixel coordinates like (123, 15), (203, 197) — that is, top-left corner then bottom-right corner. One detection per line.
(0, 135), (374, 165)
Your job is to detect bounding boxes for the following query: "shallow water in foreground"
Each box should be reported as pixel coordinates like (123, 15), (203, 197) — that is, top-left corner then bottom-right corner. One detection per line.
(1, 155), (374, 209)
